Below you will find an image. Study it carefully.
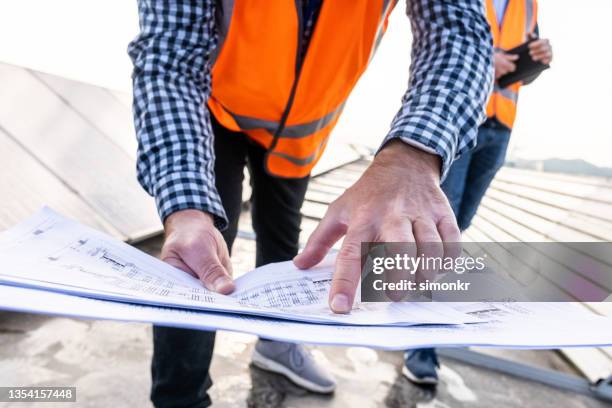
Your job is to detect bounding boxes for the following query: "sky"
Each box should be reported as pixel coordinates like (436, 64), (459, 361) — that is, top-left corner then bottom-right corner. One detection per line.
(0, 1), (610, 167)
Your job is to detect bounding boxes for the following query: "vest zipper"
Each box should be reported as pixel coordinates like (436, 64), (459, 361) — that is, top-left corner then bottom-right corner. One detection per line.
(269, 0), (306, 151)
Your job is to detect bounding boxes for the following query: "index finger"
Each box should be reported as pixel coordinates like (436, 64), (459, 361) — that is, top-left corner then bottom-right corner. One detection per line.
(329, 226), (374, 313)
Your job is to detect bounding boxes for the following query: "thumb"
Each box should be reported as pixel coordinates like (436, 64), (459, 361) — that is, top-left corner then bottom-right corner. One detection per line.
(162, 249), (234, 293)
(177, 237), (235, 295)
(196, 257), (235, 295)
(294, 207), (347, 269)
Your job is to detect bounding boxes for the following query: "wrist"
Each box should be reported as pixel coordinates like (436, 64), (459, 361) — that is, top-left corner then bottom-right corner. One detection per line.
(376, 139), (441, 183)
(164, 209), (215, 233)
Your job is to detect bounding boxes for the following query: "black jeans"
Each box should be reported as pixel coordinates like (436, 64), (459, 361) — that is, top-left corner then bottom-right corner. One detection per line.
(150, 117), (310, 408)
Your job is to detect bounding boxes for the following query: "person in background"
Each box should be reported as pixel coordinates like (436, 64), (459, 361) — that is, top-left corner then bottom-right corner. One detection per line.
(129, 0), (492, 406)
(402, 0), (553, 386)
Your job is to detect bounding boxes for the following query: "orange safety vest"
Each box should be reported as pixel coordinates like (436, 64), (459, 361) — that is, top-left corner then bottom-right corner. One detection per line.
(485, 0), (538, 129)
(208, 0), (396, 178)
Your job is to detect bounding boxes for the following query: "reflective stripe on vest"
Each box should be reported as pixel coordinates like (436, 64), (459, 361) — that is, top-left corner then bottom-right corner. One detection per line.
(208, 0), (397, 178)
(226, 102), (345, 139)
(485, 0), (538, 129)
(494, 85), (518, 102)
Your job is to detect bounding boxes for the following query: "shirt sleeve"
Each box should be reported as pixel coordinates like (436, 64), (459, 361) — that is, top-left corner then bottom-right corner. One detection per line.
(128, 0), (228, 229)
(381, 0), (494, 181)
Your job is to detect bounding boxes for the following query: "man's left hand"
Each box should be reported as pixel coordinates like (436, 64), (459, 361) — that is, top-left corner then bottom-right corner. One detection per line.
(293, 140), (460, 313)
(529, 38), (553, 65)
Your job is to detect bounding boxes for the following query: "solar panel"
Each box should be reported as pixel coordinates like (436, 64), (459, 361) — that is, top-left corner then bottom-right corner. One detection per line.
(0, 63), (160, 242)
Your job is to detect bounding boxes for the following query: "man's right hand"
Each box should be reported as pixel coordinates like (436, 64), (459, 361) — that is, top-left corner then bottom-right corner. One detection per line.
(493, 51), (519, 79)
(161, 209), (235, 294)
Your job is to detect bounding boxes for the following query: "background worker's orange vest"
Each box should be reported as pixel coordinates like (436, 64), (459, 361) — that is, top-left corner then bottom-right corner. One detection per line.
(208, 0), (396, 178)
(485, 0), (538, 129)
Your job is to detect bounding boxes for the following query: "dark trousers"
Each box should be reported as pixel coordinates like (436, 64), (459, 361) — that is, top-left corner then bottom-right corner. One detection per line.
(441, 121), (511, 231)
(150, 117), (310, 408)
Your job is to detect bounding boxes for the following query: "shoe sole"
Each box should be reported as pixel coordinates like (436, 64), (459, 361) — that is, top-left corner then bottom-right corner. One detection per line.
(251, 350), (336, 394)
(401, 365), (439, 386)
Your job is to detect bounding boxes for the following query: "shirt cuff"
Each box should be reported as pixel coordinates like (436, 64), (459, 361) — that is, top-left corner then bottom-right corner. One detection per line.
(379, 113), (472, 183)
(152, 171), (228, 230)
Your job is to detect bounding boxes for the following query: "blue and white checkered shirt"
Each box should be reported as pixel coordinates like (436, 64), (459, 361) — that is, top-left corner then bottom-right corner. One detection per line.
(128, 0), (493, 230)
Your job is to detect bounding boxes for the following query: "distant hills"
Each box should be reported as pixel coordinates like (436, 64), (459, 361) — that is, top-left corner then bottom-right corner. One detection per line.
(506, 158), (612, 178)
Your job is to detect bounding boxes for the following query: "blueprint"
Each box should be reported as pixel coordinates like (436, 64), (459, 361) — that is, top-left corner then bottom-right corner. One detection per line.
(0, 208), (480, 326)
(1, 284), (611, 350)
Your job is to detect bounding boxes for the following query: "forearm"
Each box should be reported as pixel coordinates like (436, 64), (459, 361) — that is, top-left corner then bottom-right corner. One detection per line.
(381, 0), (493, 181)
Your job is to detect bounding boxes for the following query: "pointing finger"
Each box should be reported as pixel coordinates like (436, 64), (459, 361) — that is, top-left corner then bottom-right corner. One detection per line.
(329, 225), (373, 313)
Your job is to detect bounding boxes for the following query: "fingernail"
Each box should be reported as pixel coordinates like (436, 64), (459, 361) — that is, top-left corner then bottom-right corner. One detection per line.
(213, 276), (231, 292)
(331, 294), (351, 313)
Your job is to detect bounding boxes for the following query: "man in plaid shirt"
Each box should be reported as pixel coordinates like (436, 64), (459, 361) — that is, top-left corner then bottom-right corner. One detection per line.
(129, 0), (492, 406)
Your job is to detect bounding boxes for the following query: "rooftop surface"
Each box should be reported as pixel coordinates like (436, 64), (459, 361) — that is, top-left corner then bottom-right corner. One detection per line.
(0, 63), (611, 406)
